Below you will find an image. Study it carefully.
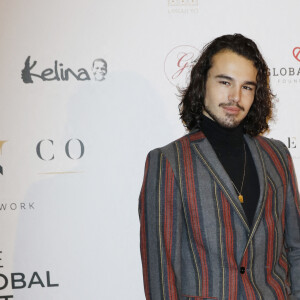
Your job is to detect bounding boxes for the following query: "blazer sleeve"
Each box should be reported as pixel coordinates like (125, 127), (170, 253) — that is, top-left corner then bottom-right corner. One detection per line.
(283, 145), (300, 299)
(139, 149), (182, 300)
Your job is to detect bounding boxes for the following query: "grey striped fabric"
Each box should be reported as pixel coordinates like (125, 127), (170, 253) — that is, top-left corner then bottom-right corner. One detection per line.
(139, 131), (300, 300)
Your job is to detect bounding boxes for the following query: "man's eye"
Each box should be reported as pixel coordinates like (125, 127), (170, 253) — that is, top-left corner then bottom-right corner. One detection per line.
(220, 81), (230, 86)
(243, 86), (253, 91)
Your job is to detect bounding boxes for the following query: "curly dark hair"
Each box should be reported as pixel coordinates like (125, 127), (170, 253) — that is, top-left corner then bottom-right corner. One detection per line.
(179, 33), (274, 136)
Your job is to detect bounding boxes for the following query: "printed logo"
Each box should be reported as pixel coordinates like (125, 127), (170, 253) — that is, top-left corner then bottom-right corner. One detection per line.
(92, 58), (107, 81)
(269, 66), (300, 84)
(168, 0), (198, 6)
(268, 48), (300, 84)
(21, 57), (108, 83)
(0, 141), (8, 175)
(36, 139), (85, 161)
(0, 250), (58, 299)
(288, 137), (297, 149)
(0, 202), (35, 211)
(293, 47), (300, 62)
(168, 0), (199, 13)
(164, 45), (199, 88)
(36, 138), (85, 175)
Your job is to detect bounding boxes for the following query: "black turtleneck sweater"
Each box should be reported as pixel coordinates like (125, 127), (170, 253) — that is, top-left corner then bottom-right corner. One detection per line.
(200, 114), (260, 228)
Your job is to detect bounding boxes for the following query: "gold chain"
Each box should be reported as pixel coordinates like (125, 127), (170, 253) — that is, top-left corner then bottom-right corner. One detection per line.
(231, 142), (246, 203)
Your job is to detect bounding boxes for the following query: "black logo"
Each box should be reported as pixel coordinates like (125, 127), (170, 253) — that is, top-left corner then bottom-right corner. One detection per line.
(21, 56), (108, 83)
(0, 141), (8, 175)
(0, 250), (59, 299)
(288, 137), (297, 148)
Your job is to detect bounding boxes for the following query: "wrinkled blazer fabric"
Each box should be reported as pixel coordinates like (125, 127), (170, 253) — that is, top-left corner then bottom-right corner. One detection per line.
(139, 131), (300, 300)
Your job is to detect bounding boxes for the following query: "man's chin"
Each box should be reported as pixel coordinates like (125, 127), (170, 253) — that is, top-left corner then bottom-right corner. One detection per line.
(219, 121), (241, 129)
(215, 115), (242, 128)
(203, 108), (242, 129)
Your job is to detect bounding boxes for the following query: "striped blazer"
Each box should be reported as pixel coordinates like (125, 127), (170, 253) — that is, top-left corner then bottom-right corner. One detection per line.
(139, 130), (300, 300)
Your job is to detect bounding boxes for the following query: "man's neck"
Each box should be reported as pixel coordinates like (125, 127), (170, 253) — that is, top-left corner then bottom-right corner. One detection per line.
(201, 113), (244, 148)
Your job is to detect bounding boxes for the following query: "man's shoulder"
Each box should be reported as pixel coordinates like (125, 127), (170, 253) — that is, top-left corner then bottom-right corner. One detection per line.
(253, 135), (288, 153)
(251, 135), (292, 167)
(146, 130), (204, 171)
(147, 135), (185, 159)
(150, 130), (204, 156)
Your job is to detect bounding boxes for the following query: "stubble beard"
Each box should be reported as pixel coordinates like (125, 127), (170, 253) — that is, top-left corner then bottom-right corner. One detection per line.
(203, 106), (242, 129)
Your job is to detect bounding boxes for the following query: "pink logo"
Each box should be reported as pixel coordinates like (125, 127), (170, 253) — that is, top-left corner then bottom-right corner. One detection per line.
(164, 45), (200, 88)
(293, 47), (300, 62)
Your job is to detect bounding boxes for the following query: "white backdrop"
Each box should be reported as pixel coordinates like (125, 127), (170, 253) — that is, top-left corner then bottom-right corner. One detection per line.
(0, 0), (299, 299)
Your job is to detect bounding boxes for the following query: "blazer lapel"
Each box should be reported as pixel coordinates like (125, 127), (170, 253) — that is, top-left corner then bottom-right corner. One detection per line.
(189, 132), (268, 236)
(189, 131), (250, 231)
(242, 135), (268, 246)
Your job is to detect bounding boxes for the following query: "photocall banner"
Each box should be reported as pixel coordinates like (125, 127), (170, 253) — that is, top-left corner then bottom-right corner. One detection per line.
(0, 0), (299, 299)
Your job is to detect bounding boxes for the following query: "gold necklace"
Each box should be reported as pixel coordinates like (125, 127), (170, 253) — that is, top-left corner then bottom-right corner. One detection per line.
(231, 143), (246, 203)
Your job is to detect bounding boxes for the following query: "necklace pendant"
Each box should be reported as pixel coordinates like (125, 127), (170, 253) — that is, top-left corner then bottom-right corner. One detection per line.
(238, 194), (244, 203)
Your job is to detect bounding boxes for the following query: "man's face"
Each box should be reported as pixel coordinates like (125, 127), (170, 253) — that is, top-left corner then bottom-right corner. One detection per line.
(93, 60), (107, 81)
(203, 50), (258, 128)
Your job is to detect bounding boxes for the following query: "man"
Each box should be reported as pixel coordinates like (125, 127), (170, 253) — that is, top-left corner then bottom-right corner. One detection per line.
(139, 34), (300, 300)
(92, 58), (107, 81)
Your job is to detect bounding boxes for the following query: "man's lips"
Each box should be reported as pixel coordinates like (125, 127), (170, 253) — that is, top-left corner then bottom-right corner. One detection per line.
(222, 106), (241, 114)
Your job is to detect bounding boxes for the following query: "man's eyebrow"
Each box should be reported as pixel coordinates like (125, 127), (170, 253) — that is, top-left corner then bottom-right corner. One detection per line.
(215, 74), (233, 81)
(244, 80), (257, 87)
(215, 74), (257, 86)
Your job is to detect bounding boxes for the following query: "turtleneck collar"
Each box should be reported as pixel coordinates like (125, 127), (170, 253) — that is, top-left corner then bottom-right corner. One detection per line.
(200, 113), (244, 148)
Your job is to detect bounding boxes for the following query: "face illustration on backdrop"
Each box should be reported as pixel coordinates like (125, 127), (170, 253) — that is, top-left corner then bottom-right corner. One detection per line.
(92, 59), (107, 81)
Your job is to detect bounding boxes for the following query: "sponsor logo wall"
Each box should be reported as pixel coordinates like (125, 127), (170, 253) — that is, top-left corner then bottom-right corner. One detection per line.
(0, 0), (299, 299)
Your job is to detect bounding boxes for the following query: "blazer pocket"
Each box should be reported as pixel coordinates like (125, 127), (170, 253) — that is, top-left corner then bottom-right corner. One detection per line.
(181, 295), (218, 300)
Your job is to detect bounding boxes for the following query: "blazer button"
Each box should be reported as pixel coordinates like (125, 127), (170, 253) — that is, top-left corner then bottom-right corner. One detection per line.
(240, 267), (245, 274)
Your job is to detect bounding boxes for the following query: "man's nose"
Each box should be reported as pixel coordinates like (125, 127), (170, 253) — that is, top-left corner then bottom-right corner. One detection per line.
(229, 86), (241, 102)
